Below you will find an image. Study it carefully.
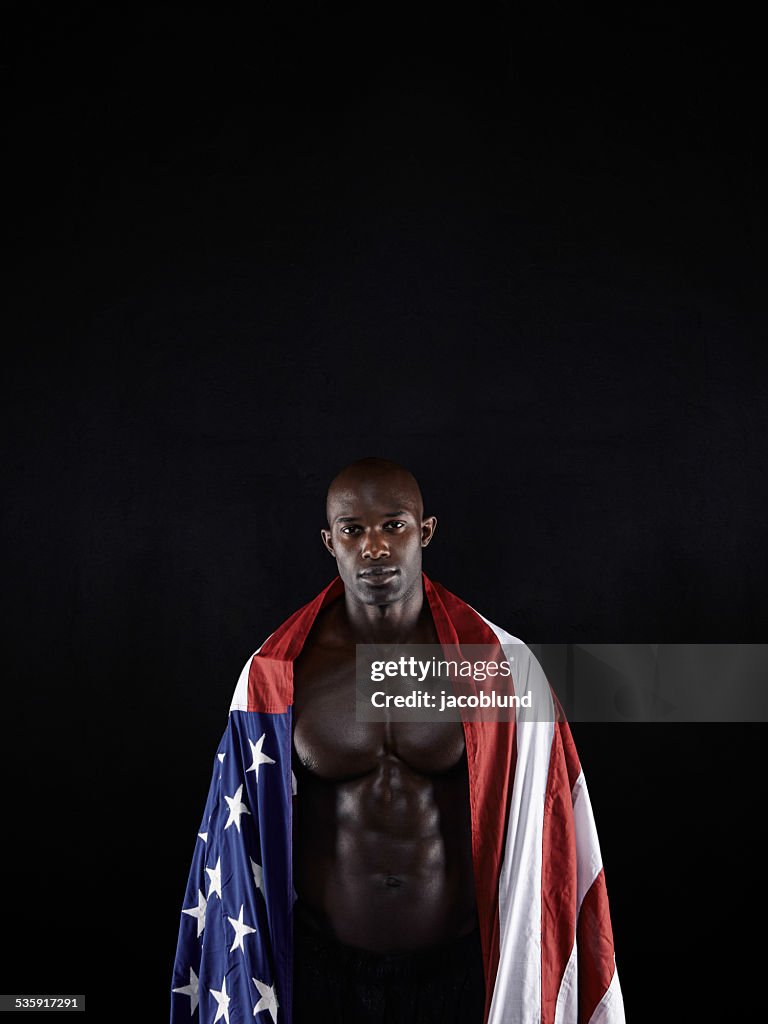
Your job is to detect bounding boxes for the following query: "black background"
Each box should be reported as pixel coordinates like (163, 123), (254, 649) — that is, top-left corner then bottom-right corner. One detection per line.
(3, 2), (765, 1019)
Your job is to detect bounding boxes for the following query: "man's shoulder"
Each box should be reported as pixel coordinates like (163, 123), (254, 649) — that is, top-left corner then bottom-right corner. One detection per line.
(227, 586), (340, 713)
(467, 604), (526, 648)
(429, 578), (527, 649)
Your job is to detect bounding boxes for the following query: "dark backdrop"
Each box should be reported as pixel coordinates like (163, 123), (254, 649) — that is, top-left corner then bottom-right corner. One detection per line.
(3, 3), (765, 1019)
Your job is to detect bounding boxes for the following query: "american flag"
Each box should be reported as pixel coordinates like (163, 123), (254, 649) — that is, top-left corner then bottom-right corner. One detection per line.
(171, 574), (625, 1023)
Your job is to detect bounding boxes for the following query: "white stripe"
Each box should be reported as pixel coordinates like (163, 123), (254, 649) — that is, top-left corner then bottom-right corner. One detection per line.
(587, 963), (626, 1024)
(478, 615), (556, 1024)
(554, 942), (578, 1024)
(572, 771), (604, 909)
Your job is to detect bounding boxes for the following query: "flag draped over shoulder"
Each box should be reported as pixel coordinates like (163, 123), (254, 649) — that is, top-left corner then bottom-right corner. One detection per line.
(171, 574), (626, 1024)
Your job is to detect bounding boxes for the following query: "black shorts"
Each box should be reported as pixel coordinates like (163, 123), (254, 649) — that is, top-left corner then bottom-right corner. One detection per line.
(293, 912), (486, 1024)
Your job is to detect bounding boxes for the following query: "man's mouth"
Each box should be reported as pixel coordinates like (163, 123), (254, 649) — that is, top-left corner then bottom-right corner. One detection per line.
(359, 567), (399, 583)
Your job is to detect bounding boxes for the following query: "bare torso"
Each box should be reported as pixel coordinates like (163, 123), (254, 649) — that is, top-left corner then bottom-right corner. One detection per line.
(291, 598), (477, 951)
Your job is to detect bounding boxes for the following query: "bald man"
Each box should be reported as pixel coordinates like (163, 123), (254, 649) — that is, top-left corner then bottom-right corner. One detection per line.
(291, 458), (485, 1021)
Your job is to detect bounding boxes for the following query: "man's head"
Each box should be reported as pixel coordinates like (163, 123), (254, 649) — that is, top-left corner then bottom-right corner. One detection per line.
(321, 457), (437, 605)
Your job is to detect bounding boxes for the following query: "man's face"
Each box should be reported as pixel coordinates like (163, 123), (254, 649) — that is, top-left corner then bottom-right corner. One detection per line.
(322, 472), (436, 606)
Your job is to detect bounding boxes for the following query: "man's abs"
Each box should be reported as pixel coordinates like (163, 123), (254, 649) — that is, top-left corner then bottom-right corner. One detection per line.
(292, 642), (477, 951)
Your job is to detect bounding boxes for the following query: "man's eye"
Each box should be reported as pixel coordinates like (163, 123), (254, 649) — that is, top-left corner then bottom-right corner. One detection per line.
(384, 521), (406, 530)
(340, 525), (362, 535)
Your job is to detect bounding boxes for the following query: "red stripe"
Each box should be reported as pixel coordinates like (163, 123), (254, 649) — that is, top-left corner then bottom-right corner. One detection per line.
(425, 578), (517, 1024)
(577, 869), (616, 1023)
(557, 711), (582, 792)
(541, 725), (578, 1024)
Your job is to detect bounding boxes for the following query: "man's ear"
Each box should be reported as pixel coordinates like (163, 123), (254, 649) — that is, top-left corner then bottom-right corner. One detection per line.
(321, 528), (336, 557)
(421, 516), (437, 547)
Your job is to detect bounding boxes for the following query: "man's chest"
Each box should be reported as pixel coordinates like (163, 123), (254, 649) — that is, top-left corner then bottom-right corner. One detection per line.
(291, 643), (466, 780)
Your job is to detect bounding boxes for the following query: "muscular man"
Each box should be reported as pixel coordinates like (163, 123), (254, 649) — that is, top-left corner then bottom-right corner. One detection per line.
(170, 458), (626, 1024)
(291, 458), (485, 1020)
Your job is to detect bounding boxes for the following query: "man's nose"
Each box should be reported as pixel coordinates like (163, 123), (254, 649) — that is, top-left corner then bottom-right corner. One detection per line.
(361, 533), (390, 559)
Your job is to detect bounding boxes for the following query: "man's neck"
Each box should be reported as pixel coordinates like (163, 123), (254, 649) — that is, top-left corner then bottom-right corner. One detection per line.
(341, 580), (429, 645)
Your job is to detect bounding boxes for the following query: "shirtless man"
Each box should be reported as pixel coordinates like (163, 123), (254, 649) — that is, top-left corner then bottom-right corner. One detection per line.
(291, 457), (486, 1022)
(171, 457), (625, 1024)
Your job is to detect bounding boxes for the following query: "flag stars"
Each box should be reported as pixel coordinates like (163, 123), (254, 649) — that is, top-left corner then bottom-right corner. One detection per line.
(224, 784), (251, 832)
(252, 978), (279, 1022)
(173, 966), (199, 1015)
(181, 889), (207, 938)
(246, 734), (276, 782)
(228, 903), (258, 952)
(211, 975), (231, 1024)
(205, 857), (222, 899)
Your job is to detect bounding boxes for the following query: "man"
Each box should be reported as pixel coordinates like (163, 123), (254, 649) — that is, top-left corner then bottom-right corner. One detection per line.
(291, 458), (483, 1022)
(170, 458), (625, 1024)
